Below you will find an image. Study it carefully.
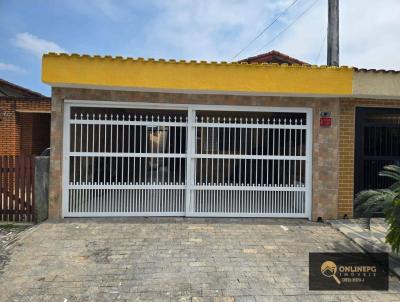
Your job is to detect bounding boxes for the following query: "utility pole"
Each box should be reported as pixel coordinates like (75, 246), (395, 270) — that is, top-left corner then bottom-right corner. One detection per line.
(327, 0), (339, 66)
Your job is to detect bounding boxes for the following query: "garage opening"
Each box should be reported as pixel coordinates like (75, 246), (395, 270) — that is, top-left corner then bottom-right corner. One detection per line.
(63, 103), (312, 218)
(354, 107), (400, 216)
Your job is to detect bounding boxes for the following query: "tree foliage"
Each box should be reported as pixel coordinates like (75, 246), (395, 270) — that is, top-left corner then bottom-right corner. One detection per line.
(355, 165), (400, 254)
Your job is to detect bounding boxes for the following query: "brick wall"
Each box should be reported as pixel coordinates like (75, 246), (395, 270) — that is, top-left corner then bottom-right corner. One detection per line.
(0, 97), (51, 155)
(19, 113), (33, 155)
(49, 87), (341, 220)
(338, 98), (400, 218)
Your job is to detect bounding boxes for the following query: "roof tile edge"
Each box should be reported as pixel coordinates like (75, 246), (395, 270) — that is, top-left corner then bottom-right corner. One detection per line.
(43, 52), (352, 71)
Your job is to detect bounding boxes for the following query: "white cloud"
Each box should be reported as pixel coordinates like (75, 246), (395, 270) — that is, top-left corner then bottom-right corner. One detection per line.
(142, 0), (400, 69)
(13, 32), (67, 58)
(9, 1), (400, 70)
(0, 62), (26, 73)
(340, 0), (400, 69)
(145, 0), (288, 61)
(64, 0), (127, 20)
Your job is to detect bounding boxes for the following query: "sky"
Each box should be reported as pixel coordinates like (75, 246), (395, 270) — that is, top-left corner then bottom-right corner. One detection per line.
(0, 0), (399, 96)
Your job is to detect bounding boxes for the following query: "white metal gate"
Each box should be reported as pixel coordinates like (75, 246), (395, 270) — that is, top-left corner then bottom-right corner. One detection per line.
(63, 102), (312, 218)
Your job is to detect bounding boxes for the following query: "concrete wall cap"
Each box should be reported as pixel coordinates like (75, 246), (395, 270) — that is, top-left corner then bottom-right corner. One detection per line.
(42, 52), (355, 71)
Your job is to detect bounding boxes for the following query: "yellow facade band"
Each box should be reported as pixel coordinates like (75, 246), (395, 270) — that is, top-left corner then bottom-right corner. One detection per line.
(42, 53), (354, 95)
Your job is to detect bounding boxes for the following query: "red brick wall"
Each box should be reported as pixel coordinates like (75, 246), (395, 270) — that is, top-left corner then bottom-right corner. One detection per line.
(0, 97), (51, 155)
(19, 113), (33, 155)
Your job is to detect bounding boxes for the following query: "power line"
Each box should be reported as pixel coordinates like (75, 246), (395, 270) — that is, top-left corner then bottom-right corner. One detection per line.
(256, 0), (320, 54)
(232, 0), (300, 60)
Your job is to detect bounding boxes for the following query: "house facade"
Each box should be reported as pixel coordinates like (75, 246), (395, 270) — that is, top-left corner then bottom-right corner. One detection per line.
(42, 53), (400, 221)
(0, 79), (51, 156)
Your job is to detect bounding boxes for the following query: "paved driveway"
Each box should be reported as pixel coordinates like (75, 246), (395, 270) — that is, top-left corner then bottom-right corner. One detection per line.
(0, 218), (399, 302)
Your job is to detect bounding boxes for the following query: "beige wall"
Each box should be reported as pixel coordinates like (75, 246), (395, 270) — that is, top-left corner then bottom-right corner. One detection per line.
(49, 87), (341, 221)
(353, 71), (400, 99)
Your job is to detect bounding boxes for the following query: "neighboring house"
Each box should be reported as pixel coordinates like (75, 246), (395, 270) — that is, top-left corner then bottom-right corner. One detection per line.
(42, 52), (400, 221)
(0, 79), (51, 155)
(239, 50), (308, 65)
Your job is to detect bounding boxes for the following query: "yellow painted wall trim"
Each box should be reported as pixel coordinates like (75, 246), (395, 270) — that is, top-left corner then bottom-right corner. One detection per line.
(42, 53), (353, 95)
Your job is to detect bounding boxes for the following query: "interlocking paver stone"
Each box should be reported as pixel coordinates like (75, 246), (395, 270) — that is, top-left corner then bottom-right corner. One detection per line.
(0, 218), (399, 302)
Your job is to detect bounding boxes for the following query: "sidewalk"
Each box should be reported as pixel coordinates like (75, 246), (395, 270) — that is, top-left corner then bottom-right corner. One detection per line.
(329, 218), (400, 277)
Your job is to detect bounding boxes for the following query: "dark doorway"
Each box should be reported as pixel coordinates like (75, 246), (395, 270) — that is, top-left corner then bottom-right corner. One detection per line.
(18, 112), (51, 155)
(354, 107), (400, 214)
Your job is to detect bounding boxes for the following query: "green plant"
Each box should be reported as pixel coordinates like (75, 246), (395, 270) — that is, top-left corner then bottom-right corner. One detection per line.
(355, 165), (400, 254)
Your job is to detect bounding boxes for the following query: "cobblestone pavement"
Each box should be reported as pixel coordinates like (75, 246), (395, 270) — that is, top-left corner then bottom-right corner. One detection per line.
(0, 218), (400, 302)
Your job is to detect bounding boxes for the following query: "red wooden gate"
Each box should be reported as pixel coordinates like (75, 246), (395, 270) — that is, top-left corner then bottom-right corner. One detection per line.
(0, 156), (35, 222)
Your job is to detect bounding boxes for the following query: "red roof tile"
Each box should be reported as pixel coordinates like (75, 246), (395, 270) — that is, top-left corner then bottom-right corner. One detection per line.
(239, 50), (308, 65)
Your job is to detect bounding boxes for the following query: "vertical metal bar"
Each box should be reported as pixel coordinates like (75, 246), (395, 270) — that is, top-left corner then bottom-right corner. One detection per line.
(244, 120), (247, 185)
(150, 117), (153, 184)
(229, 121), (233, 187)
(300, 128), (303, 186)
(104, 116), (107, 184)
(217, 119), (220, 184)
(294, 119), (297, 185)
(122, 115), (125, 184)
(205, 120), (208, 185)
(200, 127), (203, 184)
(128, 115), (132, 184)
(179, 118), (182, 185)
(272, 121), (275, 186)
(110, 116), (113, 184)
(289, 122), (292, 186)
(92, 116), (95, 186)
(97, 117), (101, 185)
(222, 119), (225, 185)
(238, 126), (242, 185)
(73, 116), (77, 185)
(185, 108), (194, 215)
(211, 118), (214, 185)
(250, 119), (253, 185)
(283, 119), (286, 186)
(277, 119), (280, 187)
(267, 121), (270, 186)
(174, 117), (177, 185)
(145, 116), (148, 184)
(255, 120), (258, 186)
(157, 118), (160, 185)
(80, 116), (83, 186)
(232, 124), (235, 185)
(168, 118), (171, 184)
(85, 115), (89, 185)
(139, 122), (142, 184)
(162, 118), (165, 185)
(261, 122), (264, 186)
